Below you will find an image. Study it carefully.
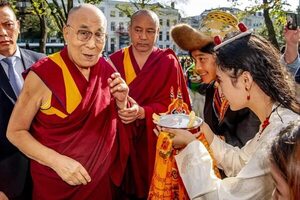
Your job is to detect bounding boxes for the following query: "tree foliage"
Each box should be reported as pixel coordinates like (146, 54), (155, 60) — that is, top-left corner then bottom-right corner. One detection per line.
(45, 0), (103, 31)
(115, 0), (186, 18)
(15, 0), (103, 52)
(231, 0), (292, 49)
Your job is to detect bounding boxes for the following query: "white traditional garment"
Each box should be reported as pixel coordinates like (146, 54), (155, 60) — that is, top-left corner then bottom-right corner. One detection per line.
(175, 104), (300, 200)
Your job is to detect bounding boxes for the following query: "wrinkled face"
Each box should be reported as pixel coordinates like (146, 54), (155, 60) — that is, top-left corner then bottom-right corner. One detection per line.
(270, 161), (290, 200)
(0, 6), (20, 57)
(191, 50), (217, 84)
(129, 14), (158, 54)
(63, 7), (106, 68)
(216, 68), (247, 111)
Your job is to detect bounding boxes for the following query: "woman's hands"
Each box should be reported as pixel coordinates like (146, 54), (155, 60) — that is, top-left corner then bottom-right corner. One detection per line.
(154, 126), (200, 149)
(153, 122), (215, 148)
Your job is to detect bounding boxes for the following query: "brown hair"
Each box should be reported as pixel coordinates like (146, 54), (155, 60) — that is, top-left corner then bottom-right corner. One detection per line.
(0, 0), (10, 7)
(271, 120), (300, 199)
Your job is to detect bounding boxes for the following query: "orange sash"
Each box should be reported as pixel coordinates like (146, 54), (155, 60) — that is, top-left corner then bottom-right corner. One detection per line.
(149, 132), (220, 199)
(123, 47), (136, 84)
(40, 52), (82, 118)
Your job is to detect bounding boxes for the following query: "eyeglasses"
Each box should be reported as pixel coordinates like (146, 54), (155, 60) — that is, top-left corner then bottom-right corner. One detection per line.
(66, 25), (106, 44)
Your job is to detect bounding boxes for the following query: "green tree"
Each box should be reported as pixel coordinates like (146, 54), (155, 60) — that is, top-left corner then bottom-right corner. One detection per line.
(29, 0), (48, 53)
(16, 0), (103, 53)
(43, 0), (103, 32)
(115, 0), (187, 18)
(115, 0), (162, 18)
(231, 0), (291, 49)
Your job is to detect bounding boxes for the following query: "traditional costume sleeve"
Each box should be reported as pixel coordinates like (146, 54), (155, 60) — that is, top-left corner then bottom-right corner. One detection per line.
(175, 106), (299, 200)
(175, 139), (274, 200)
(209, 135), (252, 176)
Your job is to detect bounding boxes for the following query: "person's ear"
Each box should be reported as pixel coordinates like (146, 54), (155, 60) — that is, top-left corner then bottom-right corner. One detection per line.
(242, 71), (253, 90)
(63, 25), (69, 44)
(16, 20), (20, 34)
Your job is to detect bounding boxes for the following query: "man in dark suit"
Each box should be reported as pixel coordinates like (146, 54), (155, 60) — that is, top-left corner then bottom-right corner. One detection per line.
(0, 1), (45, 199)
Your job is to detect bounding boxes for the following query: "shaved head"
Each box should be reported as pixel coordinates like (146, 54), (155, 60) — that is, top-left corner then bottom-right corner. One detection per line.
(63, 3), (107, 69)
(130, 9), (159, 28)
(67, 4), (107, 28)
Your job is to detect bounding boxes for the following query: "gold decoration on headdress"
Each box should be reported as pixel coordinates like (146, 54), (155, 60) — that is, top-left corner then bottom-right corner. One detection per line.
(199, 10), (239, 38)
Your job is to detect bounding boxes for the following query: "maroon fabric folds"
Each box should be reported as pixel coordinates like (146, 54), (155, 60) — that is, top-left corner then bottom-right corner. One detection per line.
(110, 46), (191, 198)
(27, 48), (123, 200)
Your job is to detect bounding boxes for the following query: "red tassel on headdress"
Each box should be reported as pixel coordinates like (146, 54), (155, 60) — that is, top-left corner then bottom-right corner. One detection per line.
(238, 22), (248, 32)
(214, 35), (222, 45)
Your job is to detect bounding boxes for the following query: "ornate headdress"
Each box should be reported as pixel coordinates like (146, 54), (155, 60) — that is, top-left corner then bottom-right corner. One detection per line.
(213, 22), (252, 51)
(171, 10), (239, 52)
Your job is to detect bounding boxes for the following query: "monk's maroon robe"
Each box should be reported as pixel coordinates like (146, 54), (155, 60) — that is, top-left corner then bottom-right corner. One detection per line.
(110, 46), (191, 198)
(26, 48), (122, 200)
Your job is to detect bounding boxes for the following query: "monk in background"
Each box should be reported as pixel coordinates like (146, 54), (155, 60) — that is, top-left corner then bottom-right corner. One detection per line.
(109, 9), (191, 199)
(6, 4), (128, 199)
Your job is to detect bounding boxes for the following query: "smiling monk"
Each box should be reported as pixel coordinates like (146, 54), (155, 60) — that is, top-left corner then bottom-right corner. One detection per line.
(6, 4), (129, 200)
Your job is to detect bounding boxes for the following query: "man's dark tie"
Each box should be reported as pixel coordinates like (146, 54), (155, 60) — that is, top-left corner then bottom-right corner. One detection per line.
(2, 57), (22, 96)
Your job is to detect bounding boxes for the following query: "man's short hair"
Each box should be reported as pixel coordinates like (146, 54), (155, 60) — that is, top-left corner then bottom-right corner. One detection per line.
(0, 0), (11, 8)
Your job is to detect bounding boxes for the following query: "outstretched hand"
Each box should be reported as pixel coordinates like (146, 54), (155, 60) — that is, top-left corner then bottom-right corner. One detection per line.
(108, 72), (128, 109)
(154, 126), (200, 149)
(153, 122), (214, 148)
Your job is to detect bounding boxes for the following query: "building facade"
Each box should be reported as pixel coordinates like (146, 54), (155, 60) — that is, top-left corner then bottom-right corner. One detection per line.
(98, 0), (181, 54)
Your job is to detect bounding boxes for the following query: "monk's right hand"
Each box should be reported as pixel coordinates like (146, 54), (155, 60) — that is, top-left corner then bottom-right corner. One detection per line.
(51, 154), (91, 186)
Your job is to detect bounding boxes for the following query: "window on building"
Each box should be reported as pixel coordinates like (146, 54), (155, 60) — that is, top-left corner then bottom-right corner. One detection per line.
(166, 31), (169, 41)
(159, 31), (163, 41)
(100, 7), (105, 13)
(111, 38), (115, 44)
(166, 45), (170, 48)
(111, 44), (115, 53)
(119, 22), (124, 31)
(119, 12), (124, 17)
(166, 19), (170, 27)
(159, 19), (163, 26)
(111, 22), (116, 31)
(159, 45), (163, 49)
(110, 10), (116, 17)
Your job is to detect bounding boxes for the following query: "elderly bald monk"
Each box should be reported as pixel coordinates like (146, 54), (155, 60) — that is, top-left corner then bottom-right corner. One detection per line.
(7, 4), (128, 199)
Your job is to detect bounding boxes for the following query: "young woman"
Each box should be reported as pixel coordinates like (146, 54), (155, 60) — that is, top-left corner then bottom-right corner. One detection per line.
(171, 11), (260, 149)
(270, 120), (300, 200)
(160, 32), (300, 199)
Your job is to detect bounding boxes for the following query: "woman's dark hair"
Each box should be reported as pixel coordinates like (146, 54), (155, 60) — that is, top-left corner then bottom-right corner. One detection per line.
(271, 120), (300, 199)
(215, 33), (300, 114)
